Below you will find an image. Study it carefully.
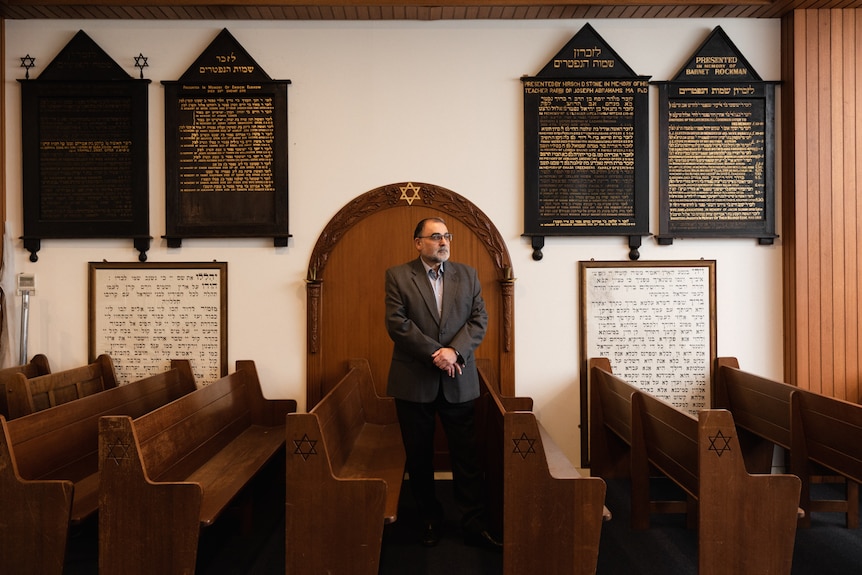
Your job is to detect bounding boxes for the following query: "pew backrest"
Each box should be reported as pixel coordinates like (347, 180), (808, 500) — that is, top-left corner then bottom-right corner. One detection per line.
(792, 388), (862, 484)
(589, 357), (638, 478)
(0, 354), (51, 418)
(4, 354), (118, 419)
(714, 356), (795, 449)
(6, 358), (194, 490)
(632, 390), (699, 499)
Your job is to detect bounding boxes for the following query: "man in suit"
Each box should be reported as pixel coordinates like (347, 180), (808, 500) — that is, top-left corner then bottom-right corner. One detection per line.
(385, 216), (500, 549)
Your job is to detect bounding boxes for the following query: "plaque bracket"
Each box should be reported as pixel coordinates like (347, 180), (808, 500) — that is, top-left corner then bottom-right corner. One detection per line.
(22, 236), (152, 262)
(523, 233), (645, 261)
(530, 235), (544, 261)
(655, 233), (777, 246)
(163, 235), (291, 249)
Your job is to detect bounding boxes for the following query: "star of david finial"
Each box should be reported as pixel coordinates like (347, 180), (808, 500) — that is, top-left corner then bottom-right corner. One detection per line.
(293, 433), (318, 461)
(134, 53), (149, 79)
(707, 429), (732, 457)
(105, 437), (132, 465)
(399, 182), (422, 205)
(512, 432), (537, 460)
(20, 54), (35, 80)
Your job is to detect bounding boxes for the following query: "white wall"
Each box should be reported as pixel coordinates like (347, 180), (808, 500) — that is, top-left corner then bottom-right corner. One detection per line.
(3, 18), (783, 466)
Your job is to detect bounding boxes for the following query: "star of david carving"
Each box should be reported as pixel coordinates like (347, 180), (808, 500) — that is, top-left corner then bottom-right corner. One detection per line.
(707, 429), (732, 457)
(293, 433), (318, 461)
(512, 432), (537, 460)
(105, 437), (132, 466)
(399, 182), (422, 205)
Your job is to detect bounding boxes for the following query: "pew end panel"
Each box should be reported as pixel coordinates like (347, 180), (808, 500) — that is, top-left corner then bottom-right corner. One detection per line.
(98, 415), (203, 575)
(698, 409), (800, 575)
(503, 410), (606, 575)
(0, 415), (74, 575)
(474, 363), (533, 538)
(285, 411), (388, 575)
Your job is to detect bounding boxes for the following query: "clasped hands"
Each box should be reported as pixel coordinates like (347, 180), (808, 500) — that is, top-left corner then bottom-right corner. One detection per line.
(432, 347), (462, 377)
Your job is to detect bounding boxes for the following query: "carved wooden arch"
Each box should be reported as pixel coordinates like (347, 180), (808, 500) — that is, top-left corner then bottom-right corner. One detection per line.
(306, 181), (515, 409)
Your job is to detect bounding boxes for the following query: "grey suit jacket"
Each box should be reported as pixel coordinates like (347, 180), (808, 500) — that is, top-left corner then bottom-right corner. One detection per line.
(385, 258), (488, 403)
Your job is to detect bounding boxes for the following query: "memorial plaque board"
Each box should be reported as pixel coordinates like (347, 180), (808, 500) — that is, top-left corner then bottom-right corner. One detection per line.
(89, 261), (227, 386)
(163, 28), (290, 247)
(20, 30), (151, 262)
(522, 23), (650, 261)
(579, 259), (717, 466)
(655, 27), (777, 244)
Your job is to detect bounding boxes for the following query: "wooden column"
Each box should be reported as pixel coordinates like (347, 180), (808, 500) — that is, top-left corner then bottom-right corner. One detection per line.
(782, 9), (862, 402)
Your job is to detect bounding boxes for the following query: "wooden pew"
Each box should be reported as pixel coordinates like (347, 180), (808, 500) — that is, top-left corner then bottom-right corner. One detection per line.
(792, 387), (862, 528)
(0, 359), (197, 575)
(714, 357), (859, 528)
(0, 353), (51, 418)
(591, 359), (801, 575)
(4, 353), (117, 419)
(285, 358), (405, 575)
(476, 361), (607, 575)
(99, 360), (297, 575)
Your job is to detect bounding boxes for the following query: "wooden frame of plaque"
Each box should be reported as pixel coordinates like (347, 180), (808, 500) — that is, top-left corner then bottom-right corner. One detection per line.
(162, 29), (291, 247)
(20, 30), (151, 262)
(579, 259), (717, 467)
(88, 261), (228, 386)
(655, 27), (778, 245)
(522, 23), (651, 262)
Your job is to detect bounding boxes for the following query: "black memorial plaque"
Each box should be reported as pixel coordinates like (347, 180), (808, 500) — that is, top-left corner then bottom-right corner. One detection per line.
(522, 23), (650, 261)
(163, 28), (290, 247)
(655, 26), (777, 245)
(20, 30), (151, 261)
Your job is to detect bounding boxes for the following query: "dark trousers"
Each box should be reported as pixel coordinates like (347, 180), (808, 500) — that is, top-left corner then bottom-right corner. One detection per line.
(395, 388), (487, 534)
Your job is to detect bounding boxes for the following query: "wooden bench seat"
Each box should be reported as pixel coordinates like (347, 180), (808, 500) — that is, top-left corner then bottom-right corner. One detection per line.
(0, 353), (51, 418)
(4, 353), (117, 419)
(0, 359), (197, 575)
(475, 361), (607, 575)
(98, 360), (297, 575)
(285, 358), (405, 575)
(591, 358), (801, 575)
(715, 357), (859, 528)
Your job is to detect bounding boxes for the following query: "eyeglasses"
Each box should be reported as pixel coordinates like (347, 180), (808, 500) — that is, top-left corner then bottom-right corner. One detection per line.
(416, 233), (453, 242)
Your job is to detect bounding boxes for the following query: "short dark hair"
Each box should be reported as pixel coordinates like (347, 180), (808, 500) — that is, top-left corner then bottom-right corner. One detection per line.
(414, 217), (446, 239)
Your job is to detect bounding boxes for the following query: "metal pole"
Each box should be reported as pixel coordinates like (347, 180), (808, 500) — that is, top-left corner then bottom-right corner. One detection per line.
(19, 291), (29, 365)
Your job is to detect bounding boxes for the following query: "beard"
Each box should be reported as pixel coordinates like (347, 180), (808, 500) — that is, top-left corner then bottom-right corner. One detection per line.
(426, 247), (449, 264)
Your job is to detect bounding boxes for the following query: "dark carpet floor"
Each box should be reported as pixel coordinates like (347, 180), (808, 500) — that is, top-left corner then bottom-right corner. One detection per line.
(62, 472), (862, 574)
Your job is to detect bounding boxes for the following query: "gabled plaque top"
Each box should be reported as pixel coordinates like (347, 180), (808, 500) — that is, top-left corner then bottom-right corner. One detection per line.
(671, 26), (763, 83)
(34, 30), (133, 82)
(534, 22), (638, 79)
(178, 28), (273, 83)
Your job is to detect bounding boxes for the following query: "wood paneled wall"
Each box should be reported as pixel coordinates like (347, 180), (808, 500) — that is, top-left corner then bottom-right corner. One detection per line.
(782, 9), (862, 402)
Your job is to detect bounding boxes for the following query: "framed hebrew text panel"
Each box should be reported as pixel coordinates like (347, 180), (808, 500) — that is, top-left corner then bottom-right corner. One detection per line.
(89, 262), (227, 385)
